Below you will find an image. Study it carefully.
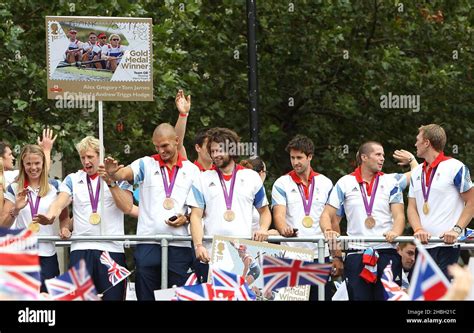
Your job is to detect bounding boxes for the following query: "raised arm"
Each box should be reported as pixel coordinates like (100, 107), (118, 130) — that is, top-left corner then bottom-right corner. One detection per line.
(37, 127), (58, 176)
(104, 156), (134, 183)
(393, 149), (418, 185)
(174, 89), (191, 159)
(98, 163), (133, 214)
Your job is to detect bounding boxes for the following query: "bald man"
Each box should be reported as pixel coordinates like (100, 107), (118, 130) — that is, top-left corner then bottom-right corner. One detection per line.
(104, 123), (200, 300)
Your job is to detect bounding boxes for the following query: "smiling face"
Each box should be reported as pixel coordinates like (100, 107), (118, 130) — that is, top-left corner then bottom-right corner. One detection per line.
(209, 141), (232, 169)
(153, 134), (178, 163)
(22, 153), (43, 182)
(80, 148), (100, 175)
(361, 144), (385, 172)
(290, 149), (312, 176)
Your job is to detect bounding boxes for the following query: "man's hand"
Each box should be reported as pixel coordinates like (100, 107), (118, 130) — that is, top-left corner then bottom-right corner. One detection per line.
(253, 228), (269, 242)
(59, 227), (72, 240)
(37, 128), (57, 153)
(384, 230), (399, 243)
(331, 258), (344, 278)
(414, 228), (431, 244)
(279, 225), (296, 237)
(195, 244), (210, 263)
(103, 156), (124, 180)
(440, 230), (459, 245)
(393, 149), (415, 166)
(33, 213), (56, 226)
(165, 214), (188, 228)
(175, 89), (191, 115)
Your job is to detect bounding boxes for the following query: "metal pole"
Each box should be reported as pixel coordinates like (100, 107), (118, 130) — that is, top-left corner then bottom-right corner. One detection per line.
(317, 238), (325, 301)
(161, 238), (169, 289)
(247, 0), (259, 156)
(98, 100), (105, 236)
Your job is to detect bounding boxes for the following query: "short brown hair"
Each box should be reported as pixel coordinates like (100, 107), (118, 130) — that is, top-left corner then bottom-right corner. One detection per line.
(206, 127), (240, 160)
(356, 141), (383, 165)
(418, 124), (446, 152)
(240, 156), (265, 173)
(285, 135), (314, 156)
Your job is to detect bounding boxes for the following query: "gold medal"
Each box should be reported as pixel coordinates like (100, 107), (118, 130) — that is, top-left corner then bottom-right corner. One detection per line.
(423, 202), (429, 215)
(302, 216), (314, 228)
(163, 198), (175, 210)
(223, 210), (235, 222)
(89, 212), (101, 225)
(365, 216), (376, 229)
(28, 222), (40, 233)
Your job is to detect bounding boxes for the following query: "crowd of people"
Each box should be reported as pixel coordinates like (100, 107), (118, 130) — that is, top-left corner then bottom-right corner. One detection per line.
(1, 90), (473, 301)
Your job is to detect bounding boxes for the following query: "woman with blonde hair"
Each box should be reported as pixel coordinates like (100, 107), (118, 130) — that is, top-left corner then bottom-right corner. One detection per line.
(0, 144), (69, 291)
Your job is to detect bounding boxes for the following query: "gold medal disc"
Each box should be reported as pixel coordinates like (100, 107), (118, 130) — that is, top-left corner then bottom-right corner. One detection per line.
(28, 222), (40, 233)
(365, 216), (376, 229)
(223, 210), (235, 222)
(302, 216), (314, 228)
(163, 198), (175, 210)
(423, 202), (429, 215)
(89, 212), (101, 225)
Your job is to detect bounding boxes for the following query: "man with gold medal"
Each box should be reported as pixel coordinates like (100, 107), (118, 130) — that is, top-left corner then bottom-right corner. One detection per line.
(36, 136), (133, 300)
(186, 128), (271, 282)
(104, 123), (201, 300)
(320, 141), (405, 300)
(272, 135), (334, 300)
(408, 124), (473, 278)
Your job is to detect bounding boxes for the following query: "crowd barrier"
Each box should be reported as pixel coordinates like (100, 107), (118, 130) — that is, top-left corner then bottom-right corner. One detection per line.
(37, 235), (474, 300)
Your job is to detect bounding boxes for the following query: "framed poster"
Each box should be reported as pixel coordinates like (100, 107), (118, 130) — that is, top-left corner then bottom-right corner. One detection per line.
(210, 235), (314, 300)
(46, 16), (153, 101)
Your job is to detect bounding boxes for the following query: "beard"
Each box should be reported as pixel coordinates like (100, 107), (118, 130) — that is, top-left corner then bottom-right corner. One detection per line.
(214, 155), (232, 169)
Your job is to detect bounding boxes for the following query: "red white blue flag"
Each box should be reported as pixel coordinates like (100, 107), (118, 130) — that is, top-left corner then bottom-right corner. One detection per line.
(45, 259), (100, 300)
(0, 227), (41, 299)
(408, 240), (450, 300)
(381, 262), (409, 301)
(262, 255), (331, 293)
(100, 251), (131, 286)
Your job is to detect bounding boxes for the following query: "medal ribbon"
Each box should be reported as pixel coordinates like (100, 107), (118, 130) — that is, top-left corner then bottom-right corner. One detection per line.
(87, 175), (101, 213)
(216, 166), (238, 210)
(359, 175), (380, 217)
(297, 177), (315, 216)
(160, 166), (179, 199)
(27, 191), (41, 219)
(421, 166), (438, 203)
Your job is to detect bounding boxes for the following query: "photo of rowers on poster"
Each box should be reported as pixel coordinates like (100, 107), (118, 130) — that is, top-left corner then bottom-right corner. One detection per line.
(46, 16), (153, 101)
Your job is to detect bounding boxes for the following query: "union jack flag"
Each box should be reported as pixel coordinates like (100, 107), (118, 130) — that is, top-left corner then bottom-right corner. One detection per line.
(210, 268), (256, 301)
(100, 251), (131, 286)
(184, 272), (198, 286)
(262, 255), (332, 293)
(0, 227), (41, 299)
(175, 283), (216, 301)
(45, 259), (100, 300)
(408, 240), (450, 300)
(381, 262), (409, 301)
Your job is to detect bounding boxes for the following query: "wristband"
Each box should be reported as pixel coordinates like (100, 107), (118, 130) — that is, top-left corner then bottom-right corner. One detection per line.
(179, 113), (188, 118)
(413, 227), (424, 234)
